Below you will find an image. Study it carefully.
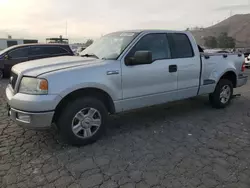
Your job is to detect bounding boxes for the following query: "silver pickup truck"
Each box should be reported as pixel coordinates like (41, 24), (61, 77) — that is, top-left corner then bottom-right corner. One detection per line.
(6, 30), (247, 145)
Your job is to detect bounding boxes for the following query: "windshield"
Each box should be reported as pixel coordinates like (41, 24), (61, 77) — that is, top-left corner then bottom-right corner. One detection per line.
(80, 32), (139, 60)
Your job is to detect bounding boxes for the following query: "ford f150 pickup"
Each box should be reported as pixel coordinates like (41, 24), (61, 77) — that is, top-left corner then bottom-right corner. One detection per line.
(6, 30), (248, 145)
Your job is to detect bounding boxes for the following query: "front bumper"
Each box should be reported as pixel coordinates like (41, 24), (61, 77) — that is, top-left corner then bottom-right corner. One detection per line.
(6, 84), (61, 130)
(6, 84), (62, 112)
(237, 75), (248, 87)
(8, 107), (54, 130)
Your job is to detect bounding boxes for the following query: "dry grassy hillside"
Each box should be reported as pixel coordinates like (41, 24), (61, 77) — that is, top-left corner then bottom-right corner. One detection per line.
(191, 14), (250, 48)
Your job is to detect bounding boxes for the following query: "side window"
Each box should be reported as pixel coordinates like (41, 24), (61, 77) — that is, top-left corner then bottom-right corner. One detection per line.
(168, 33), (194, 58)
(29, 46), (47, 56)
(46, 47), (68, 55)
(128, 34), (170, 61)
(8, 48), (29, 58)
(63, 46), (73, 54)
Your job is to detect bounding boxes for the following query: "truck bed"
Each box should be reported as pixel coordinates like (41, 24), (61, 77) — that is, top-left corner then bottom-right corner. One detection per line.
(198, 52), (245, 95)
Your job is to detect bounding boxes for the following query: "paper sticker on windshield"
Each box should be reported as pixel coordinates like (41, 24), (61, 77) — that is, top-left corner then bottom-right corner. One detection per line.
(120, 33), (135, 37)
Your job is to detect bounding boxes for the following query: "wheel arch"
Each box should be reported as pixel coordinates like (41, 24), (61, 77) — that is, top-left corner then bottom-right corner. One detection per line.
(218, 71), (237, 88)
(53, 87), (116, 124)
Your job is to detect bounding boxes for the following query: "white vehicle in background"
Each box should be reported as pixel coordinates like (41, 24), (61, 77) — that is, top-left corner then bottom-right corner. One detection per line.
(69, 45), (86, 55)
(76, 47), (86, 56)
(245, 54), (250, 68)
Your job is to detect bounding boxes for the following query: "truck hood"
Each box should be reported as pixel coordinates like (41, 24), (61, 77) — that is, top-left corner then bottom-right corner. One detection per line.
(12, 56), (103, 77)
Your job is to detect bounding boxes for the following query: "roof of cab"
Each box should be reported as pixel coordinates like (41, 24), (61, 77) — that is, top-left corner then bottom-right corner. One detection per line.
(114, 29), (187, 33)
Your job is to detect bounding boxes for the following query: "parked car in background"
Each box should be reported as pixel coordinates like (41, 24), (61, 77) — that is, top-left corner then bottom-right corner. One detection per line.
(70, 45), (78, 55)
(6, 30), (247, 146)
(245, 54), (250, 68)
(244, 49), (250, 58)
(76, 46), (86, 56)
(0, 44), (74, 79)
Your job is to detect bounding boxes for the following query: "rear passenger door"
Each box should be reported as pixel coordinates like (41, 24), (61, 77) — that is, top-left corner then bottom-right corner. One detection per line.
(167, 33), (201, 99)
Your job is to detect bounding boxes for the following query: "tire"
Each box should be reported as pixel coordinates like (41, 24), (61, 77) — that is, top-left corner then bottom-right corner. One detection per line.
(57, 97), (108, 146)
(0, 69), (3, 80)
(209, 79), (233, 109)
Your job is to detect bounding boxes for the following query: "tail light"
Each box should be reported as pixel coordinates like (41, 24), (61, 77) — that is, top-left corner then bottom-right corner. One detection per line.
(241, 62), (245, 72)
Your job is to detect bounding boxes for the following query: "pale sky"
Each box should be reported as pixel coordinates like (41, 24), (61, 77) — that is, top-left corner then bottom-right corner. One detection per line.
(0, 0), (249, 43)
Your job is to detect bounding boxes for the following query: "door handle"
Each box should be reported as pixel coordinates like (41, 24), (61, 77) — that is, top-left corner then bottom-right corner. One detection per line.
(106, 70), (119, 75)
(169, 65), (177, 73)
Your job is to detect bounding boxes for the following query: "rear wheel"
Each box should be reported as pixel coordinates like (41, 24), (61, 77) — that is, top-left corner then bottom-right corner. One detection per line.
(209, 79), (233, 108)
(57, 97), (108, 146)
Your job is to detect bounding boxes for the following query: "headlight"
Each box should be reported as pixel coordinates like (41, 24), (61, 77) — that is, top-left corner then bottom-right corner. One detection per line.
(19, 77), (48, 95)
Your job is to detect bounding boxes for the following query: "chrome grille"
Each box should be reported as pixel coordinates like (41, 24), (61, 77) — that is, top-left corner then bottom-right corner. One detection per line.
(10, 72), (18, 89)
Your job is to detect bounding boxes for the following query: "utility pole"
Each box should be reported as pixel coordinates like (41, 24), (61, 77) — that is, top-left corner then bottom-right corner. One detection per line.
(229, 10), (233, 18)
(65, 21), (68, 38)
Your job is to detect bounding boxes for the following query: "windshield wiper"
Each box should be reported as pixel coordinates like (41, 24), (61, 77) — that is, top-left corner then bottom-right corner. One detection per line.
(81, 53), (99, 59)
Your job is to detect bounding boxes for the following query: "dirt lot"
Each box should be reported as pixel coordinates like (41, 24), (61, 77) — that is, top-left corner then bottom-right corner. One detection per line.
(1, 72), (250, 188)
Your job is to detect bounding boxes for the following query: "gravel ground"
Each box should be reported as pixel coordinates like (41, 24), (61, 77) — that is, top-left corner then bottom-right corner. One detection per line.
(1, 72), (250, 188)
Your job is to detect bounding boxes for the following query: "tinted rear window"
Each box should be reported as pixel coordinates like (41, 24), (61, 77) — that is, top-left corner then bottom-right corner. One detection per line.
(46, 46), (69, 55)
(63, 46), (73, 54)
(29, 46), (47, 56)
(168, 33), (194, 58)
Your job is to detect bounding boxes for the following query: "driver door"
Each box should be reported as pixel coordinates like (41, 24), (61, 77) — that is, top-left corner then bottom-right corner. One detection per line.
(120, 33), (178, 111)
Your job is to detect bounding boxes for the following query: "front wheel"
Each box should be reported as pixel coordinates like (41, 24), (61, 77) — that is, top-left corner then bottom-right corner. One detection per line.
(57, 97), (108, 146)
(209, 79), (233, 109)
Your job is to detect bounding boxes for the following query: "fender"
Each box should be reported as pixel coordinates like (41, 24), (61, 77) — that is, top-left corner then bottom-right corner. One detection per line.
(58, 82), (117, 101)
(199, 61), (237, 95)
(208, 61), (237, 84)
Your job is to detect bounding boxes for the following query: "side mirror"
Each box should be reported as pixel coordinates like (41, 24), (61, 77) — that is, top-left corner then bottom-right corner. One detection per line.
(125, 51), (152, 66)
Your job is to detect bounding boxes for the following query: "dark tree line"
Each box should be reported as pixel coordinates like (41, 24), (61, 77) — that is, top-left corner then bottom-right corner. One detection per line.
(204, 32), (235, 49)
